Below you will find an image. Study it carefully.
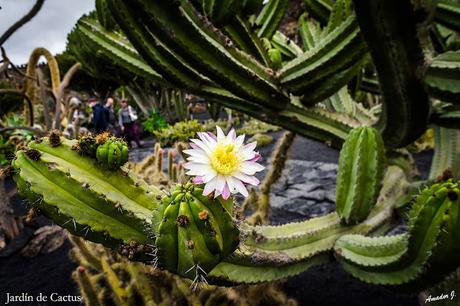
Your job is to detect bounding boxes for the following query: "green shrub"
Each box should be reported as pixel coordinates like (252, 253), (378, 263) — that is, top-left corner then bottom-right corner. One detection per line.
(237, 119), (280, 136)
(142, 109), (168, 134)
(153, 120), (204, 147)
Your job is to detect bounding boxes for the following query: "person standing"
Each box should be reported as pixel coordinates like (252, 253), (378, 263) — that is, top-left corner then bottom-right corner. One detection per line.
(118, 99), (143, 148)
(104, 97), (121, 136)
(88, 97), (108, 134)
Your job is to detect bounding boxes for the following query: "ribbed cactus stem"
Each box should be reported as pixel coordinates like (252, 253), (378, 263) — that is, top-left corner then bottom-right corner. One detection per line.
(171, 164), (178, 183)
(336, 126), (385, 224)
(246, 131), (295, 225)
(73, 269), (102, 306)
(155, 147), (163, 173)
(335, 178), (460, 286)
(167, 150), (174, 181)
(101, 256), (128, 305)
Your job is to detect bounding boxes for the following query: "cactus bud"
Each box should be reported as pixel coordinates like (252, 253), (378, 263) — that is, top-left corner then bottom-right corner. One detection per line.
(96, 137), (129, 169)
(268, 49), (283, 69)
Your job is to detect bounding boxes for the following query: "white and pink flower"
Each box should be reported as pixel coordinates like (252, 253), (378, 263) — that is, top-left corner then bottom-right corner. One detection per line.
(183, 127), (264, 200)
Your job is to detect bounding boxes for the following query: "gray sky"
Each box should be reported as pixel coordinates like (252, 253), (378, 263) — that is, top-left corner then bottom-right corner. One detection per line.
(0, 0), (94, 64)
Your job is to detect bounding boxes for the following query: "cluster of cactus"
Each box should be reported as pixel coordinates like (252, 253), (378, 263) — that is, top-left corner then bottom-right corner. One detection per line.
(11, 126), (459, 288)
(10, 0), (460, 296)
(66, 0), (460, 148)
(70, 236), (296, 306)
(129, 142), (186, 186)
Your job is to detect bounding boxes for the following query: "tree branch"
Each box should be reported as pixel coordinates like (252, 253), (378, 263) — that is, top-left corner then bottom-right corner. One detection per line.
(0, 0), (46, 47)
(54, 62), (81, 129)
(0, 89), (34, 126)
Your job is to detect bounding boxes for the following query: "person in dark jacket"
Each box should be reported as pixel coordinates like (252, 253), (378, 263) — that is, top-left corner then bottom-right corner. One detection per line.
(88, 97), (109, 134)
(104, 97), (121, 136)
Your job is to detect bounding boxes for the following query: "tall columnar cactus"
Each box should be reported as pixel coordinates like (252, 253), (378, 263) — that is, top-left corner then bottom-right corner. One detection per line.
(336, 126), (385, 224)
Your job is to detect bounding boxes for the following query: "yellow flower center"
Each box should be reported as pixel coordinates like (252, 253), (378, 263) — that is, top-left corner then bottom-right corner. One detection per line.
(210, 144), (240, 175)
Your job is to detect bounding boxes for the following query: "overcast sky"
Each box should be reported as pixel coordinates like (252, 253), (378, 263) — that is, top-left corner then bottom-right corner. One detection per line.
(0, 0), (94, 64)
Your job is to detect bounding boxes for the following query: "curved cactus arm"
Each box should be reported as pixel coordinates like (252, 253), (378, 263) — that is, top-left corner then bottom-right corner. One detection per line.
(434, 0), (460, 32)
(335, 180), (460, 286)
(25, 47), (61, 100)
(236, 166), (408, 262)
(74, 16), (165, 85)
(13, 138), (161, 249)
(202, 87), (354, 146)
(271, 31), (304, 59)
(425, 50), (460, 104)
(209, 254), (331, 284)
(280, 15), (368, 105)
(206, 166), (412, 284)
(224, 16), (271, 66)
(255, 0), (289, 39)
(334, 234), (408, 268)
(298, 13), (322, 51)
(429, 126), (460, 179)
(353, 0), (431, 148)
(304, 0), (334, 25)
(107, 0), (288, 108)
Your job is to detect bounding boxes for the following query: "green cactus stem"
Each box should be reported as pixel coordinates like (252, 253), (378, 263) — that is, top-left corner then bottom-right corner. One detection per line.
(335, 179), (460, 286)
(255, 0), (289, 39)
(156, 183), (240, 277)
(429, 126), (460, 179)
(352, 0), (431, 148)
(13, 137), (160, 250)
(336, 126), (386, 224)
(12, 135), (416, 284)
(425, 50), (460, 104)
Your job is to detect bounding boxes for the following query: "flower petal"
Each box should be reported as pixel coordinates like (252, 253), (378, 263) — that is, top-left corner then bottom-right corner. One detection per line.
(227, 128), (236, 141)
(235, 134), (245, 147)
(216, 126), (225, 141)
(190, 139), (212, 155)
(233, 172), (260, 186)
(213, 175), (226, 198)
(193, 176), (204, 184)
(222, 183), (231, 200)
(229, 176), (249, 197)
(184, 163), (214, 175)
(203, 177), (218, 196)
(240, 161), (265, 175)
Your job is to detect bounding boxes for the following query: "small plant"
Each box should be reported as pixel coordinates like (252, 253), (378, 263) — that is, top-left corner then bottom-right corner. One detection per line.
(237, 119), (281, 136)
(0, 136), (14, 167)
(141, 109), (168, 134)
(153, 120), (204, 147)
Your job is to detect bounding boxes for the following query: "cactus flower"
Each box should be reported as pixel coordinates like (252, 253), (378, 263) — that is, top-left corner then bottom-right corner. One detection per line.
(183, 127), (264, 199)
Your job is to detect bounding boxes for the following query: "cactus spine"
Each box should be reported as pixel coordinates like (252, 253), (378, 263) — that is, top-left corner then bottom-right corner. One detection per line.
(336, 126), (385, 224)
